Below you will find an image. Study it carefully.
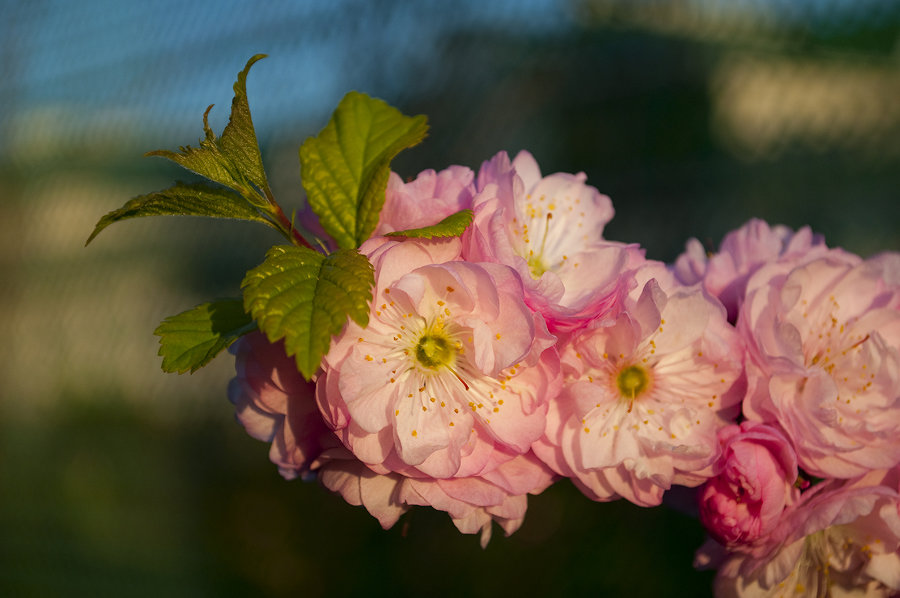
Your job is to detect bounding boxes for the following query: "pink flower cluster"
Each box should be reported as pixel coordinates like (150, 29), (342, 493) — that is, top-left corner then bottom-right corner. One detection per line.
(678, 221), (900, 596)
(228, 151), (900, 590)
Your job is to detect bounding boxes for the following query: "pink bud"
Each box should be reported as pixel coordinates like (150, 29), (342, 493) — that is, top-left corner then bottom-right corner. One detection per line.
(698, 422), (799, 546)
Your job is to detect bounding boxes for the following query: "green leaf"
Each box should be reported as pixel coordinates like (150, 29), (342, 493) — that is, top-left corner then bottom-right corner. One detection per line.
(85, 181), (273, 245)
(385, 209), (473, 239)
(299, 91), (428, 249)
(155, 299), (256, 374)
(242, 245), (375, 379)
(220, 54), (270, 196)
(87, 55), (281, 245)
(146, 54), (271, 204)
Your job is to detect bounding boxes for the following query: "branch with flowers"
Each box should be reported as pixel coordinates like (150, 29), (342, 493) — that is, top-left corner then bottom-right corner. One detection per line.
(87, 55), (900, 596)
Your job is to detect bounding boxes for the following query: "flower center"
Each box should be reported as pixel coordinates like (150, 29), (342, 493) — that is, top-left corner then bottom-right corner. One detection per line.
(415, 333), (456, 370)
(527, 253), (548, 279)
(617, 365), (649, 400)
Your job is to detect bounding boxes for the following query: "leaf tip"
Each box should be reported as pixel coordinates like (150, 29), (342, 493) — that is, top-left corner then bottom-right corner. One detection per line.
(84, 214), (115, 246)
(246, 53), (268, 67)
(294, 354), (317, 382)
(235, 54), (267, 90)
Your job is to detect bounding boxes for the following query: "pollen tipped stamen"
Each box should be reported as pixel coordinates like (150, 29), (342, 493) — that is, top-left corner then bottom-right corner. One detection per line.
(538, 212), (552, 257)
(446, 364), (470, 391)
(526, 213), (556, 279)
(847, 334), (870, 351)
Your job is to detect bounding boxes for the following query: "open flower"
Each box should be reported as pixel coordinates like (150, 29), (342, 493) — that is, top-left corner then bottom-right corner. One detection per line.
(740, 251), (900, 479)
(463, 150), (641, 332)
(535, 275), (745, 506)
(319, 237), (561, 479)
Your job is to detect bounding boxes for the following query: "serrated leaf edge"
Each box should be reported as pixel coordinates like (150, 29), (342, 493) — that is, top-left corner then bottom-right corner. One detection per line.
(154, 299), (256, 374)
(241, 246), (374, 380)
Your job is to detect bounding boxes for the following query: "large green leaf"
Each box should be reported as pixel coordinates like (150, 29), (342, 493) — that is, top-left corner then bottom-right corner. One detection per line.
(299, 91), (428, 249)
(146, 54), (272, 204)
(85, 181), (273, 245)
(385, 209), (473, 239)
(241, 245), (374, 379)
(155, 299), (256, 374)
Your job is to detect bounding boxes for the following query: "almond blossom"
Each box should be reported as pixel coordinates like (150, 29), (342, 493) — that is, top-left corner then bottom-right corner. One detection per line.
(319, 236), (560, 480)
(463, 150), (642, 332)
(534, 273), (745, 506)
(740, 251), (900, 479)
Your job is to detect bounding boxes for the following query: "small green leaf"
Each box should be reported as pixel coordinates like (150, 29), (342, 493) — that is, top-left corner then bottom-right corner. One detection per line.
(220, 54), (271, 197)
(385, 209), (473, 239)
(242, 245), (375, 379)
(88, 55), (281, 245)
(155, 299), (256, 374)
(85, 181), (274, 245)
(300, 91), (428, 249)
(147, 54), (272, 204)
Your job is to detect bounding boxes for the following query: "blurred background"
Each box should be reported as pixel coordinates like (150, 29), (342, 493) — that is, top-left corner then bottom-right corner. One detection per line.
(1, 0), (898, 595)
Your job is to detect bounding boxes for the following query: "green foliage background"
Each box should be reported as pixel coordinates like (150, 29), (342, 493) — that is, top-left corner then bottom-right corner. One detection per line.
(1, 1), (898, 596)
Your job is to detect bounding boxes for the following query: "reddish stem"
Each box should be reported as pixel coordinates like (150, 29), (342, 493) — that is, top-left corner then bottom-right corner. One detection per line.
(271, 201), (315, 251)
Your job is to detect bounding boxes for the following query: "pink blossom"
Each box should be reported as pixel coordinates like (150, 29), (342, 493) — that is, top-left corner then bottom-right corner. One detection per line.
(534, 276), (745, 506)
(374, 166), (475, 235)
(317, 236), (561, 543)
(313, 236), (561, 543)
(673, 219), (827, 322)
(230, 329), (555, 546)
(699, 469), (900, 597)
(320, 237), (560, 478)
(698, 422), (801, 547)
(740, 251), (900, 479)
(463, 150), (643, 332)
(228, 331), (336, 480)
